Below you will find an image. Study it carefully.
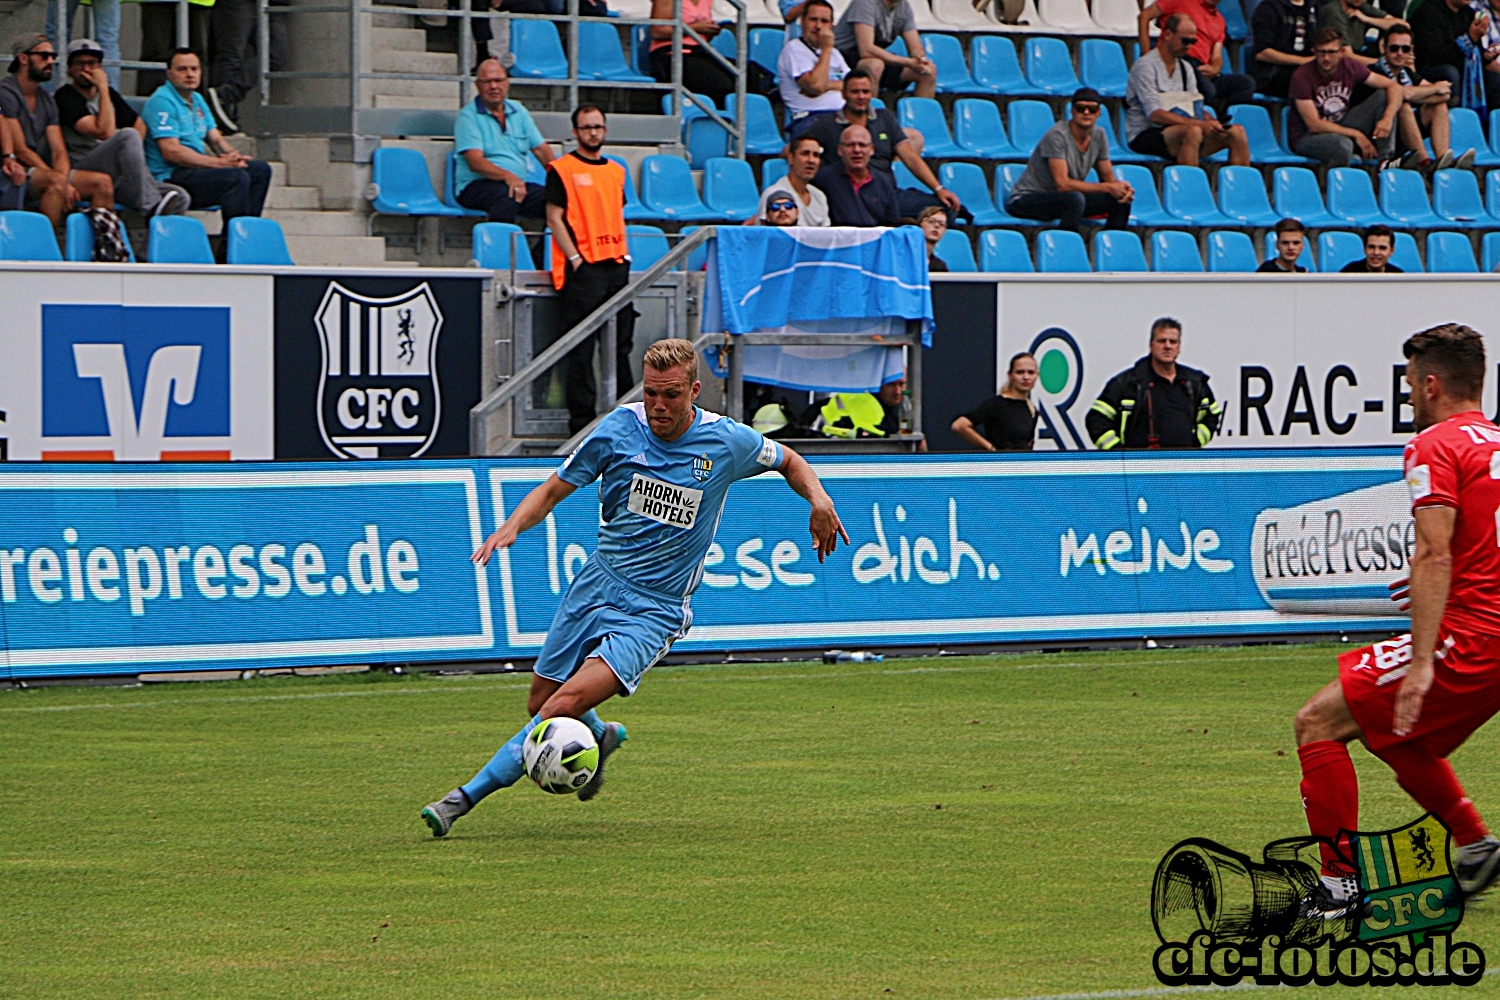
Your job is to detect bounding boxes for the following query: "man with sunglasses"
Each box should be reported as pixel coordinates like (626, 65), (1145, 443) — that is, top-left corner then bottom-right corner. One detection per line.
(756, 135), (829, 226)
(1370, 26), (1475, 170)
(1008, 88), (1133, 232)
(1126, 13), (1251, 165)
(762, 194), (801, 227)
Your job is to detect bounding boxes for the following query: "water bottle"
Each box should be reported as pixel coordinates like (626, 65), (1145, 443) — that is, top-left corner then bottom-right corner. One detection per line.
(822, 650), (884, 663)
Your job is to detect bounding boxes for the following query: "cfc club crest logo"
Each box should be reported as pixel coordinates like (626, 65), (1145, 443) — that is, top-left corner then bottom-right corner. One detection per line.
(692, 454), (713, 482)
(1151, 815), (1484, 988)
(315, 282), (443, 459)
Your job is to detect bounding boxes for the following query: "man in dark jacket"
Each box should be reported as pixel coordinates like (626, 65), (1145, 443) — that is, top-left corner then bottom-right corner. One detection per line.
(1085, 318), (1224, 449)
(1251, 0), (1320, 96)
(812, 123), (901, 226)
(1411, 0), (1500, 108)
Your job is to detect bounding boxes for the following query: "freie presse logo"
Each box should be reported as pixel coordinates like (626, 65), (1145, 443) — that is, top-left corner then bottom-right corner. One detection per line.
(1152, 815), (1486, 987)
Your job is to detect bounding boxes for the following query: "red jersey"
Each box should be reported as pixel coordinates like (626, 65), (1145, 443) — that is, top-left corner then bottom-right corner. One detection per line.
(1155, 0), (1225, 66)
(1404, 410), (1500, 635)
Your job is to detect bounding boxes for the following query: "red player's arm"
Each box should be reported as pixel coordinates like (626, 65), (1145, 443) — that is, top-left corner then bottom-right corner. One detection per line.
(1394, 505), (1457, 736)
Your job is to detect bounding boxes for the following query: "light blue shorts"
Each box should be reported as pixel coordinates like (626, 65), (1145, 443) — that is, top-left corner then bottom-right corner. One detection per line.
(532, 557), (692, 696)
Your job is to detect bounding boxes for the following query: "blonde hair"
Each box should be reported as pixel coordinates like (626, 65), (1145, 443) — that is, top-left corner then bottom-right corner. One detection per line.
(642, 338), (699, 381)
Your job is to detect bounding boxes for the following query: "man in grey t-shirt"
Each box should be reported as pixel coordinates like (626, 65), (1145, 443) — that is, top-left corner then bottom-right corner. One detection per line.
(834, 0), (936, 98)
(1006, 88), (1134, 232)
(1124, 13), (1250, 165)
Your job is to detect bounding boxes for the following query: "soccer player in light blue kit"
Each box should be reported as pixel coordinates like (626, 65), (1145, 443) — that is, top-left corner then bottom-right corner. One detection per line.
(422, 339), (849, 835)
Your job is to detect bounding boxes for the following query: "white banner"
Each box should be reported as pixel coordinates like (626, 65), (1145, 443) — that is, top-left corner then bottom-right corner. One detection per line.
(993, 275), (1500, 450)
(0, 269), (274, 461)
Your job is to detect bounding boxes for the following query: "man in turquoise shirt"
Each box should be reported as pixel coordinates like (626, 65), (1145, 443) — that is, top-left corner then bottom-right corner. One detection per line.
(454, 58), (555, 222)
(143, 48), (270, 230)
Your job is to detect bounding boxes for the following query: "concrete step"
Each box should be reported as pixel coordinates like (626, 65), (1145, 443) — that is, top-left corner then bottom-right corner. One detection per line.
(266, 209), (371, 236)
(370, 25), (428, 51)
(373, 94), (458, 110)
(370, 8), (415, 27)
(266, 186), (322, 209)
(269, 160), (287, 186)
(189, 210), (222, 235)
(371, 48), (457, 74)
(363, 78), (460, 100)
(286, 234), (392, 266)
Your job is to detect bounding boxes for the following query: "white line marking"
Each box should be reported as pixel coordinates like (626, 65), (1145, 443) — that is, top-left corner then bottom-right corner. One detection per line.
(0, 677), (530, 714)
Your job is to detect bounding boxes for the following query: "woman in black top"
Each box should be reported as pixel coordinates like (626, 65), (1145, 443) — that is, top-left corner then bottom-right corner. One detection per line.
(951, 352), (1039, 451)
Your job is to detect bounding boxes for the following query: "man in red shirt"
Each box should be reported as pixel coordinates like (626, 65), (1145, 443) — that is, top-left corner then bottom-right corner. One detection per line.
(1138, 0), (1256, 116)
(1293, 324), (1500, 924)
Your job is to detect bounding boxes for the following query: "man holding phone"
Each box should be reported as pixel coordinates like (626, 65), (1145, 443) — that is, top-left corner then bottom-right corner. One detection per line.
(1124, 13), (1250, 164)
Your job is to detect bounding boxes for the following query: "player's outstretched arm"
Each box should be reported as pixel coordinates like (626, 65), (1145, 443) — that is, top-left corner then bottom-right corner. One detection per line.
(1395, 505), (1457, 736)
(472, 474), (578, 565)
(777, 446), (850, 562)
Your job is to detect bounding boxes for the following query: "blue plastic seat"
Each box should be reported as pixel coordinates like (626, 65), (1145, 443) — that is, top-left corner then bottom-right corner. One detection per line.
(443, 150), (488, 216)
(524, 151), (546, 186)
(1092, 229), (1148, 271)
(1432, 169), (1496, 228)
(148, 215), (214, 264)
(1078, 39), (1128, 98)
(1326, 168), (1392, 226)
(933, 229), (977, 271)
(370, 147), (468, 217)
(702, 157), (760, 221)
(1381, 169), (1447, 228)
(679, 225), (710, 271)
(1114, 164), (1177, 226)
(1428, 231), (1478, 272)
(640, 154), (723, 220)
(971, 36), (1046, 96)
(1483, 231), (1500, 271)
(1162, 166), (1235, 226)
(1037, 229), (1091, 272)
(897, 97), (966, 157)
(937, 162), (1002, 224)
(893, 161), (928, 193)
(685, 117), (729, 168)
(663, 91), (714, 122)
(1007, 100), (1057, 155)
(604, 154), (664, 222)
(711, 29), (735, 62)
(1229, 104), (1313, 165)
(1318, 231), (1363, 271)
(226, 217), (293, 265)
(578, 21), (652, 81)
(1272, 166), (1341, 227)
(510, 20), (569, 79)
(991, 163), (1041, 224)
(922, 32), (988, 93)
(980, 229), (1034, 271)
(1221, 0), (1248, 40)
(472, 222), (537, 269)
(64, 211), (135, 262)
(1487, 169), (1500, 221)
(1151, 230), (1203, 271)
(1393, 231), (1423, 272)
(953, 99), (1022, 159)
(1208, 230), (1257, 271)
(1024, 37), (1083, 96)
(762, 157), (790, 188)
(724, 93), (786, 156)
(1279, 106), (1311, 159)
(1263, 230), (1315, 271)
(1448, 108), (1500, 166)
(1095, 105), (1154, 164)
(750, 28), (783, 79)
(1216, 165), (1280, 226)
(628, 224), (672, 270)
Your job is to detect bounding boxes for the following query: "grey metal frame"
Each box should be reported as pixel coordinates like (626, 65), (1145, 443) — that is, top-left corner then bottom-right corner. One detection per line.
(52, 0), (196, 78)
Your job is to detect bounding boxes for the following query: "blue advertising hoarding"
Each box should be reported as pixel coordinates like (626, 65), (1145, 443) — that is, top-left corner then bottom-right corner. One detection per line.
(0, 449), (1411, 680)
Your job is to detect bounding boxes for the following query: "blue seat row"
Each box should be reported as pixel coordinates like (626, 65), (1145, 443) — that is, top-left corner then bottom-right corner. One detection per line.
(471, 221), (710, 272)
(0, 210), (292, 264)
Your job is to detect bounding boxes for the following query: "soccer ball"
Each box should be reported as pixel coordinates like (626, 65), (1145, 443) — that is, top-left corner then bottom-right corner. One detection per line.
(523, 718), (599, 794)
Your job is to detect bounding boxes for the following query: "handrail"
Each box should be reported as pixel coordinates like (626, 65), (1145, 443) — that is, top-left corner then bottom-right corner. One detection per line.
(469, 226), (716, 453)
(551, 331), (717, 454)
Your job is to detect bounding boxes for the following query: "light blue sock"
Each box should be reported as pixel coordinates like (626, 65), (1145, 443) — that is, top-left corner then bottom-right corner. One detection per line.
(461, 713), (541, 804)
(578, 709), (607, 741)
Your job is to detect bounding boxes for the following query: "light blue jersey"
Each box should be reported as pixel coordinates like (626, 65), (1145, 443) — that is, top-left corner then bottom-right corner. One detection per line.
(557, 403), (784, 599)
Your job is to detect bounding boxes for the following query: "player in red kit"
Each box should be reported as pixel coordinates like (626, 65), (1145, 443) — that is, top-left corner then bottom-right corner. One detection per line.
(1292, 323), (1500, 925)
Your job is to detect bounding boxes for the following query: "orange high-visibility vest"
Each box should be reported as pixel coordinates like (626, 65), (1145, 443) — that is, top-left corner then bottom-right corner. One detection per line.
(548, 152), (628, 290)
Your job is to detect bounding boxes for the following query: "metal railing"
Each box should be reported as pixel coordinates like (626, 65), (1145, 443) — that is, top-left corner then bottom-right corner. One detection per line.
(51, 0), (198, 81)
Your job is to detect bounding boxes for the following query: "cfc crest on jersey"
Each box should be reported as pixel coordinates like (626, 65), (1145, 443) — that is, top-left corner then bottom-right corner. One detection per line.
(692, 454), (713, 481)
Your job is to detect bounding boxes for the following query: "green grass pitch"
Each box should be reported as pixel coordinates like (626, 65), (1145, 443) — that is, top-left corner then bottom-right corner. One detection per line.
(4, 644), (1499, 999)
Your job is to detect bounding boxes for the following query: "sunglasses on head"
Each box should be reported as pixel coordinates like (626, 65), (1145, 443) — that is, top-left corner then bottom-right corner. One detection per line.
(1386, 43), (1413, 52)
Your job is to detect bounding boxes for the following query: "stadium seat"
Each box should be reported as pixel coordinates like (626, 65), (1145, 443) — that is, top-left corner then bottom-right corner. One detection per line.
(702, 157), (760, 221)
(1278, 106), (1312, 159)
(1483, 231), (1500, 272)
(1114, 164), (1177, 226)
(1037, 229), (1091, 271)
(750, 28), (784, 79)
(1207, 230), (1257, 272)
(1325, 168), (1392, 226)
(663, 91), (714, 123)
(1229, 104), (1313, 165)
(1381, 169), (1447, 228)
(148, 215), (214, 264)
(640, 154), (723, 220)
(1078, 39), (1128, 98)
(762, 157), (789, 188)
(725, 94), (786, 156)
(1216, 166), (1281, 226)
(679, 225), (711, 271)
(1317, 231), (1363, 272)
(990, 163), (1042, 224)
(980, 229), (1034, 270)
(938, 162), (1002, 224)
(471, 222), (537, 269)
(933, 229), (977, 271)
(510, 20), (569, 79)
(226, 217), (293, 265)
(1220, 0), (1248, 39)
(970, 36), (1047, 95)
(63, 211), (135, 262)
(369, 147), (469, 218)
(1263, 230), (1315, 271)
(953, 99), (1022, 158)
(921, 32), (989, 93)
(1151, 230), (1203, 271)
(1024, 38), (1084, 95)
(577, 21), (653, 81)
(606, 154), (665, 222)
(1092, 229), (1148, 271)
(629, 24), (650, 77)
(1090, 0), (1140, 34)
(930, 0), (1003, 29)
(1037, 0), (1102, 33)
(1432, 169), (1496, 228)
(907, 0), (949, 31)
(1427, 231), (1478, 272)
(897, 98), (966, 157)
(894, 160), (930, 192)
(442, 151), (487, 217)
(1393, 231), (1423, 273)
(524, 151), (546, 186)
(1448, 109), (1500, 166)
(628, 224), (672, 270)
(1162, 166), (1235, 226)
(1272, 167), (1341, 227)
(1096, 105), (1155, 163)
(685, 117), (730, 167)
(1007, 100), (1057, 153)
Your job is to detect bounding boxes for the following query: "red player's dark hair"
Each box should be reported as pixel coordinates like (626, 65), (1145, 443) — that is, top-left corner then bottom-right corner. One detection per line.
(1403, 324), (1486, 401)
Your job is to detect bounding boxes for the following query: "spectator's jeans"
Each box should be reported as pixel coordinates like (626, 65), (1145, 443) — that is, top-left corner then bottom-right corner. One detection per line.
(457, 178), (548, 222)
(49, 0), (120, 90)
(210, 0), (259, 105)
(1185, 57), (1256, 114)
(138, 2), (210, 95)
(168, 161), (273, 220)
(73, 129), (167, 211)
(1291, 90), (1396, 166)
(558, 258), (636, 435)
(1006, 190), (1131, 232)
(1417, 63), (1500, 109)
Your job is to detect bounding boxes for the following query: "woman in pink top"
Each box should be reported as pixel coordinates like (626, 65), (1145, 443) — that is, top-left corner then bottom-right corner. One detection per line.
(649, 0), (738, 104)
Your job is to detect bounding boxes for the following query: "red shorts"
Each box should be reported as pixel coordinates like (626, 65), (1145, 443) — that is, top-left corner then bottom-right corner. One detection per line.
(1339, 630), (1500, 757)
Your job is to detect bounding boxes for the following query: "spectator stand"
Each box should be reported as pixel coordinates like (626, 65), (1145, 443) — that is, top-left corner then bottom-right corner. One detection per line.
(51, 0), (199, 88)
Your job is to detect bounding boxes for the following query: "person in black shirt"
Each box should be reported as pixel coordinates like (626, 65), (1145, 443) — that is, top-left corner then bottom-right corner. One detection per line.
(811, 124), (901, 226)
(1085, 319), (1223, 449)
(951, 352), (1039, 451)
(1410, 0), (1500, 109)
(1340, 223), (1405, 271)
(1257, 217), (1310, 272)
